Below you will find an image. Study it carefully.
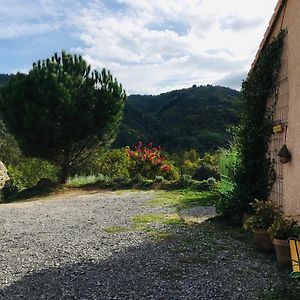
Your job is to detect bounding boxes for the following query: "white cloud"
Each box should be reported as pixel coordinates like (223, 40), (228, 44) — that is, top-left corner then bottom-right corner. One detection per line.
(0, 0), (77, 39)
(71, 0), (277, 94)
(0, 22), (61, 39)
(0, 0), (278, 94)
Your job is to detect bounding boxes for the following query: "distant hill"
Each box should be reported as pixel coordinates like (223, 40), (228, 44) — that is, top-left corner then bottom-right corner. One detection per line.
(0, 74), (239, 154)
(114, 85), (240, 154)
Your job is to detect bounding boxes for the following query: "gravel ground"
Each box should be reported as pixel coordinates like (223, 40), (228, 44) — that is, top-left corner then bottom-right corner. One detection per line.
(0, 190), (287, 299)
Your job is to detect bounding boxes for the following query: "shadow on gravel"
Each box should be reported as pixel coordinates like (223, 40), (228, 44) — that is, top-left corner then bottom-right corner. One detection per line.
(0, 220), (286, 300)
(0, 241), (184, 300)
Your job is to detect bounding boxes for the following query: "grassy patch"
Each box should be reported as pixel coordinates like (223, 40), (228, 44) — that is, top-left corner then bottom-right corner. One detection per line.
(104, 213), (185, 236)
(147, 230), (181, 242)
(103, 226), (129, 234)
(147, 191), (181, 207)
(66, 175), (106, 187)
(132, 214), (166, 224)
(148, 189), (218, 210)
(132, 213), (185, 226)
(177, 190), (218, 208)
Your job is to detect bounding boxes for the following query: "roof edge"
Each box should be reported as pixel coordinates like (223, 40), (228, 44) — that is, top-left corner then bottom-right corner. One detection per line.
(250, 0), (287, 71)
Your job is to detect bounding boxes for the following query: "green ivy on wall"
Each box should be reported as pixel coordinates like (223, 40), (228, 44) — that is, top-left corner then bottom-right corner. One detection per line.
(216, 30), (285, 217)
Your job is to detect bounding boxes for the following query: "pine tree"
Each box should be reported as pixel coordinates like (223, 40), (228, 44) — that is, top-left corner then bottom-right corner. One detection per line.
(0, 51), (126, 182)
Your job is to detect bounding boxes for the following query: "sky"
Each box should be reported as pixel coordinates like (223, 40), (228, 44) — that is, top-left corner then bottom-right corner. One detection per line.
(0, 0), (278, 95)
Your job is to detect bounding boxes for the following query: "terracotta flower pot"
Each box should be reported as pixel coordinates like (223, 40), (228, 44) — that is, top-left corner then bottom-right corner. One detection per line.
(272, 238), (291, 267)
(253, 229), (274, 252)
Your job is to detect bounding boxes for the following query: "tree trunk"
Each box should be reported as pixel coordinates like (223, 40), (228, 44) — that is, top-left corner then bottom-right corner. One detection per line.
(60, 163), (69, 184)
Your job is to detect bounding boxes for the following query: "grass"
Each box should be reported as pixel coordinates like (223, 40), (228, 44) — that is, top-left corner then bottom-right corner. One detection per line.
(148, 189), (219, 210)
(131, 213), (184, 225)
(103, 226), (130, 234)
(103, 212), (185, 239)
(131, 214), (166, 224)
(125, 189), (221, 246)
(66, 174), (106, 187)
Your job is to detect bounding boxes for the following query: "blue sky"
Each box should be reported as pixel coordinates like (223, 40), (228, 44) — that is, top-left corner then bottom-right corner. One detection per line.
(1, 0), (278, 94)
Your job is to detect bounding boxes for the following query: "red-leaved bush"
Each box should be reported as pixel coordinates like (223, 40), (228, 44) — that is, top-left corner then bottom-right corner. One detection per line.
(127, 141), (172, 180)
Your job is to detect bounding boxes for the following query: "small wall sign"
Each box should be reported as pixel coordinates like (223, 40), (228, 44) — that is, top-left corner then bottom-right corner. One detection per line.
(273, 124), (282, 133)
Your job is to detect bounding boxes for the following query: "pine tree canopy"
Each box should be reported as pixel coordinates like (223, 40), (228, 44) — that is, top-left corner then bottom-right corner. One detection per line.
(0, 51), (127, 182)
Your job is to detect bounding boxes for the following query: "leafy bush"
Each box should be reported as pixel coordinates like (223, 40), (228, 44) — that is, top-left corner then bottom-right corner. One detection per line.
(67, 174), (107, 187)
(112, 176), (130, 185)
(1, 179), (19, 201)
(183, 149), (200, 163)
(182, 159), (198, 176)
(96, 148), (132, 180)
(178, 175), (210, 191)
(0, 122), (22, 166)
(128, 142), (178, 180)
(214, 191), (240, 217)
(243, 199), (280, 231)
(268, 216), (298, 240)
(207, 177), (217, 185)
(192, 163), (220, 181)
(72, 147), (132, 180)
(179, 174), (193, 185)
(154, 176), (164, 182)
(7, 158), (58, 190)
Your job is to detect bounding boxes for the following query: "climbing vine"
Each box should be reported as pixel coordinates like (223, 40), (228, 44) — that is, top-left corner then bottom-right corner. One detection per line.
(216, 30), (285, 217)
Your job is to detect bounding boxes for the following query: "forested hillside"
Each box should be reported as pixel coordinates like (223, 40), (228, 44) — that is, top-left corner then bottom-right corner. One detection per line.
(0, 74), (10, 85)
(0, 74), (239, 154)
(114, 85), (239, 154)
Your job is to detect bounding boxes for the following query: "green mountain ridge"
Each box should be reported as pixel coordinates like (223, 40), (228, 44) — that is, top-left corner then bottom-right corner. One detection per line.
(114, 85), (240, 154)
(1, 74), (239, 154)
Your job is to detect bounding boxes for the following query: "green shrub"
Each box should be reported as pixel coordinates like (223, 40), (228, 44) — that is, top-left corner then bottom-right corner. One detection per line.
(192, 163), (220, 181)
(7, 158), (58, 190)
(214, 191), (241, 218)
(67, 174), (107, 187)
(128, 142), (178, 181)
(69, 145), (180, 183)
(72, 147), (132, 181)
(1, 179), (19, 201)
(182, 159), (198, 176)
(154, 175), (164, 182)
(243, 199), (280, 231)
(267, 216), (298, 240)
(179, 174), (193, 185)
(178, 176), (210, 191)
(97, 148), (132, 180)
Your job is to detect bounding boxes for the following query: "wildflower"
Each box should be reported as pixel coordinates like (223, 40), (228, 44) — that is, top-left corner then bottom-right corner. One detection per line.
(135, 141), (142, 149)
(161, 165), (171, 172)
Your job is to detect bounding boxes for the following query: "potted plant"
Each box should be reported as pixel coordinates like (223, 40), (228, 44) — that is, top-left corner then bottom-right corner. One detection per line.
(244, 199), (280, 252)
(268, 216), (298, 267)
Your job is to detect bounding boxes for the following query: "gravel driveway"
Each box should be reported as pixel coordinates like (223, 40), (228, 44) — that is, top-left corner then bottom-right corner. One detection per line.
(0, 190), (286, 299)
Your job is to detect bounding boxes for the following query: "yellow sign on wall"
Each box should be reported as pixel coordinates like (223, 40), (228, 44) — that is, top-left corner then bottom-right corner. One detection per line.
(273, 124), (282, 133)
